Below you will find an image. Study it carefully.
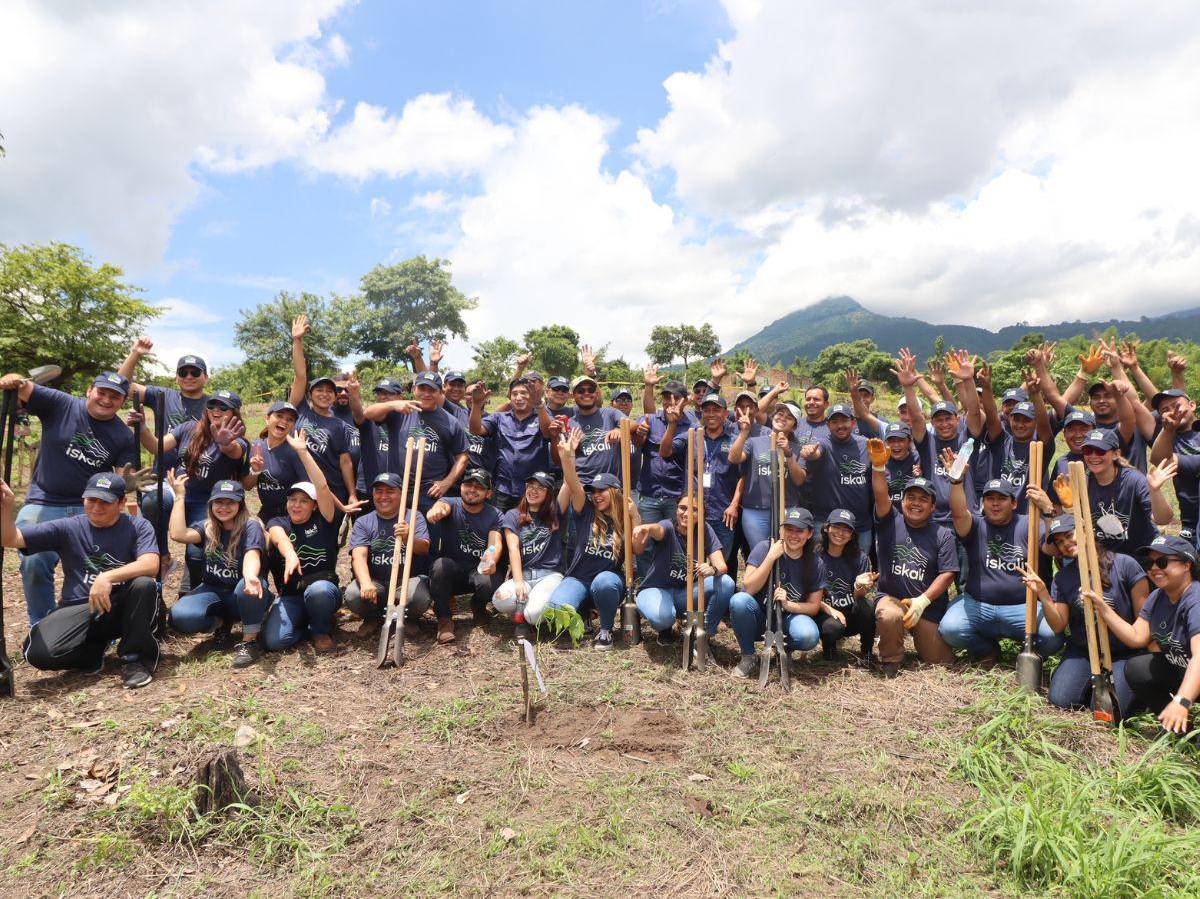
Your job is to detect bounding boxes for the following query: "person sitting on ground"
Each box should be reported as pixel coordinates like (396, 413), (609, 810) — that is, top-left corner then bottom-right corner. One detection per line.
(426, 468), (504, 634)
(1, 472), (159, 688)
(491, 470), (567, 632)
(345, 472), (434, 638)
(1024, 514), (1148, 713)
(728, 507), (825, 679)
(166, 475), (271, 668)
(816, 508), (877, 661)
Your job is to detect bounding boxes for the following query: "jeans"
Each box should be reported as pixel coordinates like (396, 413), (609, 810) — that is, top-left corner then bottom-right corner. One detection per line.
(16, 502), (83, 625)
(634, 574), (736, 635)
(428, 557), (504, 619)
(183, 497), (208, 589)
(262, 581), (342, 650)
(550, 571), (625, 630)
(344, 577), (431, 620)
(635, 494), (679, 577)
(492, 569), (564, 625)
(23, 577), (160, 672)
(138, 487), (173, 554)
(938, 595), (1064, 657)
(727, 591), (821, 656)
(741, 508), (771, 551)
(1048, 650), (1141, 715)
(169, 579), (273, 639)
(706, 517), (737, 561)
(1124, 652), (1185, 716)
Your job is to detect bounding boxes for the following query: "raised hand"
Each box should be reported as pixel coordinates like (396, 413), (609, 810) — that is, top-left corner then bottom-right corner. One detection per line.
(285, 428), (309, 454)
(167, 470), (189, 498)
(291, 314), (309, 340)
(1162, 405), (1189, 431)
(738, 356), (758, 384)
(515, 351), (532, 369)
(429, 339), (444, 367)
(1098, 337), (1121, 371)
(890, 349), (919, 387)
(939, 446), (957, 471)
(926, 356), (947, 385)
(1118, 339), (1140, 369)
(580, 344), (597, 376)
(1078, 343), (1103, 375)
(867, 437), (890, 468)
(213, 418), (245, 449)
(843, 368), (860, 392)
(710, 357), (728, 384)
(1020, 565), (1046, 593)
(565, 425), (584, 454)
(976, 360), (993, 390)
(1168, 351), (1189, 373)
(1053, 473), (1073, 509)
(130, 336), (155, 359)
(249, 443), (265, 474)
(1022, 368), (1042, 398)
(664, 395), (682, 425)
(736, 407), (753, 432)
(642, 363), (660, 387)
(946, 350), (975, 383)
(1148, 458), (1179, 492)
(345, 372), (361, 398)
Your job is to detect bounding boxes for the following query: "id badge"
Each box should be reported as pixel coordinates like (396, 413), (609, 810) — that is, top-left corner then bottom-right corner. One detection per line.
(703, 470), (712, 489)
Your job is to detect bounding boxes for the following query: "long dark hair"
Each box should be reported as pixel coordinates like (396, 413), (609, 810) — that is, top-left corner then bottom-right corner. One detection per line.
(185, 408), (245, 479)
(821, 523), (861, 565)
(517, 492), (559, 531)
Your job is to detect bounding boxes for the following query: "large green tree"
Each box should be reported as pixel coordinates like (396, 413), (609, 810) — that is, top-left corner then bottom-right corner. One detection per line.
(233, 291), (345, 375)
(810, 338), (895, 389)
(523, 324), (580, 377)
(470, 336), (522, 389)
(644, 323), (721, 369)
(349, 256), (476, 367)
(0, 242), (159, 388)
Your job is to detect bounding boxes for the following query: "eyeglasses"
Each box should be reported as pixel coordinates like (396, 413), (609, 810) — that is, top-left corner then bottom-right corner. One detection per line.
(178, 368), (203, 378)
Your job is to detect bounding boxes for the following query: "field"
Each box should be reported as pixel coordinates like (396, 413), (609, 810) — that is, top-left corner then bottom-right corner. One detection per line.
(1, 398), (1199, 897)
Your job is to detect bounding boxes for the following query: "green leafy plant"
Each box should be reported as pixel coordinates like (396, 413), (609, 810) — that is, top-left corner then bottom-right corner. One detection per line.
(538, 605), (585, 647)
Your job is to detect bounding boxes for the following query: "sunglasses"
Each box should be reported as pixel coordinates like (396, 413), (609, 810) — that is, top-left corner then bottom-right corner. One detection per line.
(335, 388), (349, 396)
(1081, 446), (1109, 457)
(574, 386), (597, 395)
(178, 368), (203, 378)
(1147, 556), (1188, 570)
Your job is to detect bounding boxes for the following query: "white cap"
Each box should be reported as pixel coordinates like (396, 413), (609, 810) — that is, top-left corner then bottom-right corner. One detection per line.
(288, 482), (317, 500)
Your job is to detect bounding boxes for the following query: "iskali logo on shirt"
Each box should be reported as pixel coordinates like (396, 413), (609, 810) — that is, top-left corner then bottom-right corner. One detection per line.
(1000, 456), (1028, 487)
(205, 546), (238, 582)
(838, 456), (868, 486)
(369, 534), (395, 568)
(1094, 500), (1130, 543)
(582, 528), (616, 561)
(83, 547), (124, 585)
(1157, 628), (1190, 670)
(458, 526), (487, 558)
(825, 574), (853, 609)
(304, 426), (332, 454)
(67, 432), (112, 468)
(579, 426), (609, 459)
(985, 537), (1025, 573)
(670, 549), (688, 583)
(288, 531), (328, 568)
(891, 541), (930, 582)
(519, 525), (550, 559)
(407, 423), (441, 454)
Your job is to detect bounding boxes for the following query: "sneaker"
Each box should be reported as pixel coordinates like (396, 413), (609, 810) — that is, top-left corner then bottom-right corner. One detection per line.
(437, 618), (456, 644)
(311, 633), (335, 653)
(231, 641), (261, 669)
(656, 628), (678, 647)
(880, 662), (900, 679)
(121, 661), (152, 689)
(211, 623), (235, 650)
(731, 655), (758, 679)
(593, 629), (614, 651)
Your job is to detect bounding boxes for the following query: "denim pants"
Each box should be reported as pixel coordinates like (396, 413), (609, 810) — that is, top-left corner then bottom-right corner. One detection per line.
(1048, 650), (1140, 715)
(169, 579), (273, 639)
(728, 591), (821, 655)
(549, 571), (625, 629)
(741, 508), (771, 551)
(706, 517), (737, 561)
(938, 594), (1064, 657)
(16, 502), (83, 625)
(262, 581), (342, 650)
(634, 574), (736, 635)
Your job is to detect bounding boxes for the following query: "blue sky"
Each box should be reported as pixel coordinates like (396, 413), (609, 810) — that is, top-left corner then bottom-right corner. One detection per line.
(3, 1), (1199, 373)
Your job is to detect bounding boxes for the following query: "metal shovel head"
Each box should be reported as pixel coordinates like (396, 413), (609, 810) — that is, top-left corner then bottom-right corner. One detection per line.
(680, 623), (693, 671)
(376, 615), (394, 668)
(758, 643), (772, 688)
(621, 601), (641, 644)
(1015, 648), (1042, 693)
(1091, 673), (1117, 724)
(694, 628), (709, 672)
(28, 365), (62, 385)
(390, 617), (406, 667)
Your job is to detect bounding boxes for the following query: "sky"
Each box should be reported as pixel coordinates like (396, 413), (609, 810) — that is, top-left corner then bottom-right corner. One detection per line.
(2, 0), (1200, 374)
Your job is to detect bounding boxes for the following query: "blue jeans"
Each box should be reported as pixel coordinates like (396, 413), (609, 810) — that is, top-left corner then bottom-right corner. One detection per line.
(728, 591), (821, 655)
(635, 574), (736, 635)
(550, 571), (625, 629)
(138, 487), (174, 526)
(1048, 651), (1139, 715)
(938, 595), (1064, 657)
(182, 497), (208, 587)
(741, 508), (771, 551)
(636, 494), (679, 577)
(262, 581), (342, 650)
(706, 517), (737, 561)
(16, 502), (83, 625)
(169, 579), (273, 638)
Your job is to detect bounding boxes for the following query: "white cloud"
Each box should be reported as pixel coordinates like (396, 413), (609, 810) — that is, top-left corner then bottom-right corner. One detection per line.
(152, 297), (222, 326)
(144, 296), (239, 372)
(369, 197), (392, 218)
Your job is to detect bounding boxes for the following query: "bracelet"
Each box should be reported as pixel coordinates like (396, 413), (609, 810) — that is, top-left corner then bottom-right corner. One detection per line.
(1175, 695), (1193, 710)
(872, 464), (887, 473)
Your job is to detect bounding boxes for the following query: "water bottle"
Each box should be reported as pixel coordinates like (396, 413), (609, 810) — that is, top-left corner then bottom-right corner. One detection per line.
(477, 545), (496, 575)
(949, 437), (974, 482)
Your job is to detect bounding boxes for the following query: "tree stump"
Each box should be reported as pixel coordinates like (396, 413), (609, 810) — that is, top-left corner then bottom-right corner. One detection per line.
(193, 749), (254, 814)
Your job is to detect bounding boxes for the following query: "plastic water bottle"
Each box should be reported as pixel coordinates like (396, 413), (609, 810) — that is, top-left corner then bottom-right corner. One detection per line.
(477, 545), (496, 575)
(949, 438), (974, 482)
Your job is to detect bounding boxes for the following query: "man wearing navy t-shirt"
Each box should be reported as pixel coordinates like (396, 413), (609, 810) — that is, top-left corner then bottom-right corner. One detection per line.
(1, 473), (159, 689)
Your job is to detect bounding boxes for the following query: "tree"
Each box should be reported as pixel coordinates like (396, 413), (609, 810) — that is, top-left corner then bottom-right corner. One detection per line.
(645, 325), (677, 367)
(523, 324), (579, 377)
(469, 336), (522, 389)
(0, 242), (159, 388)
(810, 339), (895, 389)
(234, 291), (345, 374)
(350, 256), (476, 366)
(643, 323), (721, 369)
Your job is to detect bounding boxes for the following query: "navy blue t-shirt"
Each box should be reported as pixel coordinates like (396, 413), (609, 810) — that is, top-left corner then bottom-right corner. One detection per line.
(566, 406), (626, 481)
(331, 403), (361, 468)
(189, 517), (266, 589)
(962, 512), (1030, 606)
(805, 434), (872, 531)
(251, 437), (307, 520)
(349, 509), (431, 582)
(641, 517), (719, 590)
(437, 497), (502, 567)
(20, 513), (157, 606)
(24, 385), (137, 506)
(354, 419), (389, 494)
(739, 434), (804, 510)
(143, 385), (207, 470)
(914, 421), (977, 525)
(1168, 426), (1200, 535)
(820, 549), (872, 611)
(874, 507), (958, 621)
(446, 400), (497, 477)
(295, 399), (352, 500)
(638, 413), (687, 500)
(1086, 467), (1156, 556)
(564, 502), (622, 582)
(170, 420), (248, 505)
(385, 406), (469, 502)
(481, 410), (550, 498)
(698, 425), (741, 524)
(500, 508), (562, 572)
(745, 539), (824, 605)
(1139, 581), (1200, 670)
(882, 451), (922, 504)
(266, 512), (340, 594)
(985, 432), (1052, 507)
(1051, 552), (1146, 657)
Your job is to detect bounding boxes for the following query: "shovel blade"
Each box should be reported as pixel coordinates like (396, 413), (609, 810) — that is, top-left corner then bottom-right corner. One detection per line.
(680, 624), (693, 671)
(1016, 646), (1042, 694)
(694, 629), (709, 672)
(27, 365), (62, 386)
(1092, 673), (1119, 724)
(621, 601), (641, 645)
(390, 619), (406, 667)
(375, 616), (394, 668)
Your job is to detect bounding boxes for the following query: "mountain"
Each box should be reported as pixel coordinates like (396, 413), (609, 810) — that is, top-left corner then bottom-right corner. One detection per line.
(727, 296), (1200, 362)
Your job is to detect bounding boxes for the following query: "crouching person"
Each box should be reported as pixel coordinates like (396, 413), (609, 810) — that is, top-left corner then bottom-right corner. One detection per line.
(346, 472), (433, 636)
(1, 473), (159, 688)
(166, 475), (272, 668)
(492, 471), (565, 633)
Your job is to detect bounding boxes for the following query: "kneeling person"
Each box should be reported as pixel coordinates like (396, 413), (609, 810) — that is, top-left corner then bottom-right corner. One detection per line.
(1, 473), (159, 688)
(816, 508), (877, 660)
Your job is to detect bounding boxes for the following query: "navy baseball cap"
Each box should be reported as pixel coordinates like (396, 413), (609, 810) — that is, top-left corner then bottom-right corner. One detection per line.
(825, 508), (857, 529)
(612, 387), (632, 401)
(373, 378), (405, 395)
(981, 478), (1019, 499)
(413, 371), (443, 390)
(782, 507), (814, 529)
(1087, 380), (1110, 396)
(931, 401), (958, 417)
(372, 472), (404, 490)
(1062, 409), (1096, 428)
(1151, 388), (1189, 411)
(826, 403), (854, 420)
(208, 479), (245, 504)
(1047, 514), (1075, 537)
(692, 378), (712, 392)
(1002, 388), (1028, 404)
(523, 370), (544, 383)
(82, 472), (126, 502)
(700, 393), (727, 409)
(661, 380), (687, 398)
(1011, 401), (1036, 420)
(588, 472), (621, 492)
(883, 422), (912, 440)
(1083, 428), (1119, 451)
(91, 372), (130, 396)
(176, 355), (207, 374)
(758, 384), (774, 397)
(462, 467), (493, 489)
(308, 375), (336, 391)
(903, 477), (936, 497)
(267, 400), (298, 416)
(442, 370), (467, 385)
(547, 376), (570, 391)
(856, 381), (876, 396)
(206, 389), (241, 410)
(526, 471), (556, 489)
(1139, 534), (1198, 564)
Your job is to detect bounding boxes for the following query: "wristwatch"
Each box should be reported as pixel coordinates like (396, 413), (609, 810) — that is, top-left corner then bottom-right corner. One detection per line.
(1175, 695), (1193, 710)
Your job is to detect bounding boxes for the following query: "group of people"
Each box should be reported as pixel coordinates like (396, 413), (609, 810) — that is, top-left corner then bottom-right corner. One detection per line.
(1, 326), (1199, 735)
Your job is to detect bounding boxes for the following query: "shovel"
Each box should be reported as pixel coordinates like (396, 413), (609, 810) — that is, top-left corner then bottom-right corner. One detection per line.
(1016, 440), (1044, 692)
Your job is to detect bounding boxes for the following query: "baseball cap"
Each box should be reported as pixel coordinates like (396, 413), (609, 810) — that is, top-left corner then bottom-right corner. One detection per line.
(523, 370), (544, 384)
(1083, 428), (1119, 451)
(443, 370), (467, 385)
(778, 402), (802, 423)
(208, 480), (245, 504)
(307, 375), (336, 392)
(825, 508), (857, 529)
(856, 381), (876, 396)
(206, 389), (242, 411)
(1151, 388), (1189, 411)
(931, 401), (958, 418)
(896, 397), (927, 411)
(883, 422), (912, 440)
(981, 478), (1019, 499)
(1087, 380), (1110, 396)
(526, 471), (556, 489)
(1011, 401), (1036, 420)
(372, 472), (404, 490)
(903, 477), (936, 497)
(91, 372), (130, 397)
(176, 355), (207, 374)
(758, 384), (774, 397)
(782, 507), (814, 529)
(571, 375), (598, 391)
(1139, 534), (1198, 564)
(373, 378), (405, 395)
(588, 472), (621, 491)
(733, 390), (756, 405)
(82, 472), (126, 503)
(1047, 514), (1076, 537)
(547, 376), (570, 391)
(700, 393), (727, 409)
(1062, 409), (1096, 428)
(1002, 388), (1028, 404)
(826, 403), (854, 420)
(462, 467), (493, 489)
(612, 387), (632, 401)
(288, 482), (318, 501)
(692, 378), (712, 392)
(661, 380), (687, 398)
(267, 400), (299, 416)
(413, 371), (444, 390)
